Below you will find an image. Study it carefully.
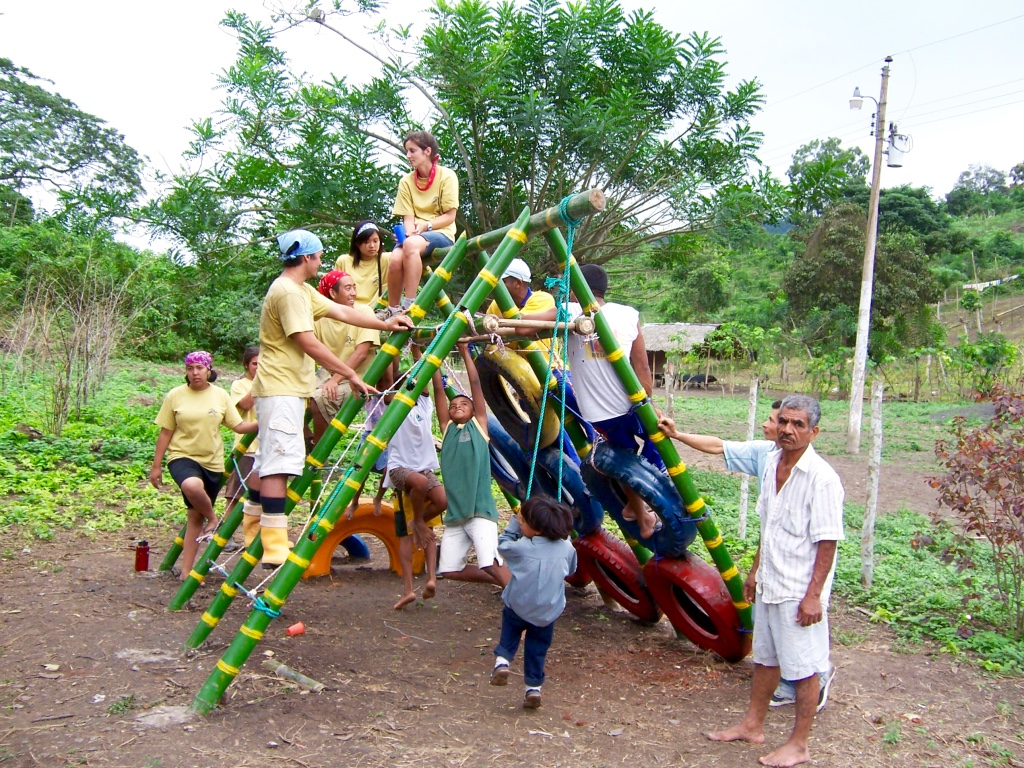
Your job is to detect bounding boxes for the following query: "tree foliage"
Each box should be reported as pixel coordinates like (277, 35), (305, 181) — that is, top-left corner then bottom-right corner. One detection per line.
(783, 204), (940, 352)
(0, 58), (144, 224)
(786, 137), (869, 222)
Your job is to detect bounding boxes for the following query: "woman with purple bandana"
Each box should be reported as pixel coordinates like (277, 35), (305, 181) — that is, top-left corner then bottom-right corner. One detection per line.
(151, 351), (257, 581)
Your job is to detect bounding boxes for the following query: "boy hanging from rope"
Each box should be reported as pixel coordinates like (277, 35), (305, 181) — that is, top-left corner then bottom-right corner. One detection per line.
(436, 343), (511, 588)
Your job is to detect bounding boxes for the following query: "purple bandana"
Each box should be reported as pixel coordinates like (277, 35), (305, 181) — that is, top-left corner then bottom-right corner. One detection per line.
(184, 350), (213, 369)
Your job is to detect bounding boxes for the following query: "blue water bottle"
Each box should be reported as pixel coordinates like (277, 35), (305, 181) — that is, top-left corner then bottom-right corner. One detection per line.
(393, 222), (406, 245)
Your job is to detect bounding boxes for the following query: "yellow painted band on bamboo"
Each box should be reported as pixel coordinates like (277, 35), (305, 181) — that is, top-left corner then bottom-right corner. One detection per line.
(479, 270), (498, 287)
(306, 455), (323, 469)
(173, 536), (185, 546)
(503, 306), (519, 318)
(410, 305), (427, 320)
(221, 583), (239, 598)
(427, 354), (443, 368)
(240, 625), (263, 641)
(585, 302), (600, 313)
(286, 488), (301, 503)
(242, 551), (258, 566)
(214, 534), (228, 546)
(381, 343), (400, 356)
(201, 612), (219, 628)
(287, 552), (311, 569)
(233, 441), (245, 453)
(437, 295), (451, 307)
(668, 462), (686, 476)
(569, 255), (578, 267)
(705, 534), (723, 549)
(734, 600), (751, 611)
(545, 209), (557, 227)
(508, 228), (527, 243)
(577, 443), (592, 458)
(686, 498), (706, 513)
(628, 390), (646, 403)
(216, 660), (240, 678)
(721, 566), (739, 581)
(394, 393), (416, 408)
(366, 434), (387, 451)
(344, 477), (362, 491)
(436, 266), (452, 281)
(330, 418), (348, 434)
(650, 431), (665, 443)
(264, 589), (285, 608)
(188, 570), (205, 583)
(606, 348), (625, 363)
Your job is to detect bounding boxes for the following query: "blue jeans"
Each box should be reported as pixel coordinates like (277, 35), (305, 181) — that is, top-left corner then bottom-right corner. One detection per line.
(494, 605), (555, 687)
(420, 230), (454, 256)
(592, 410), (666, 471)
(549, 369), (594, 467)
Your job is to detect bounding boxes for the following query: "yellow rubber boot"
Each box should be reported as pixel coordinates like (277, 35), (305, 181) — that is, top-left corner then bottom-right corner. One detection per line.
(242, 502), (263, 547)
(260, 514), (292, 568)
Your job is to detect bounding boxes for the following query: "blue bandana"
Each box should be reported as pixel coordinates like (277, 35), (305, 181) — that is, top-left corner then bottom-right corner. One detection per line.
(277, 230), (323, 259)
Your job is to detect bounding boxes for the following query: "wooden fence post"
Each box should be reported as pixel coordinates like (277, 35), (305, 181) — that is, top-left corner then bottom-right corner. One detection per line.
(737, 376), (758, 539)
(861, 379), (884, 588)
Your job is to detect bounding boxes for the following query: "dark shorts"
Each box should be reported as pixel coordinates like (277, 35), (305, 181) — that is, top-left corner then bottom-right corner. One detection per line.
(168, 457), (223, 509)
(420, 231), (454, 256)
(592, 410), (666, 471)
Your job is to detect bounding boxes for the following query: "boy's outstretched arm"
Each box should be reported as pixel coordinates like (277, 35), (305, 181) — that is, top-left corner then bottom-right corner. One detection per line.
(458, 342), (488, 434)
(432, 365), (449, 433)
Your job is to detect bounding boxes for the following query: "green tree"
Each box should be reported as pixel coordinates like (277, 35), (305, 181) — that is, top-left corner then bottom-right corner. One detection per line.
(152, 2), (773, 268)
(0, 58), (144, 225)
(946, 164), (1013, 217)
(783, 203), (940, 351)
(786, 137), (869, 222)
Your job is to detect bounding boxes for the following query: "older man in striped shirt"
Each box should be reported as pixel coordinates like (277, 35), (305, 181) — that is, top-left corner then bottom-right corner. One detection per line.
(707, 394), (844, 768)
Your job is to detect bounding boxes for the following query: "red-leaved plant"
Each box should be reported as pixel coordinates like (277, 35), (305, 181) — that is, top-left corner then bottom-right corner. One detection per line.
(932, 385), (1024, 640)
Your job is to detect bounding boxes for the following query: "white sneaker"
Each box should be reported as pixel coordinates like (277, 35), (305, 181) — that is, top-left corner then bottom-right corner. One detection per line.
(816, 665), (837, 713)
(769, 680), (796, 707)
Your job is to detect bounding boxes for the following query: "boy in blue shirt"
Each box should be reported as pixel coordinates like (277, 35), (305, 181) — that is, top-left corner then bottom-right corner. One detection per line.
(490, 497), (577, 709)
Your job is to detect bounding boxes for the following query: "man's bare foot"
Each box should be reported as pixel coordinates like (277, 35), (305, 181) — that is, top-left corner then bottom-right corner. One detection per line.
(343, 504), (356, 521)
(758, 742), (810, 767)
(393, 592), (416, 610)
(422, 580), (436, 600)
(705, 723), (765, 744)
(372, 499), (383, 516)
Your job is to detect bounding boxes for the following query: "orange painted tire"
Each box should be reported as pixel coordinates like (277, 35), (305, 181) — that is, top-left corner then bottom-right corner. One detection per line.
(643, 554), (750, 662)
(574, 529), (661, 622)
(303, 502), (424, 579)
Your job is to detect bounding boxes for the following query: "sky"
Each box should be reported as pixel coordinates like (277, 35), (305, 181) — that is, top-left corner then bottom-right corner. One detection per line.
(1, 0), (1022, 245)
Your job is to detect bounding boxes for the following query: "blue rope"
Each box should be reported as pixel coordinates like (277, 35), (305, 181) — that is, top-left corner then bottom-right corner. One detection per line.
(253, 596), (281, 619)
(525, 196), (580, 499)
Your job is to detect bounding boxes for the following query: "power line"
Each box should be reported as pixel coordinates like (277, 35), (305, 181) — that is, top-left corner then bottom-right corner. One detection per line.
(896, 88), (1024, 122)
(898, 96), (1024, 130)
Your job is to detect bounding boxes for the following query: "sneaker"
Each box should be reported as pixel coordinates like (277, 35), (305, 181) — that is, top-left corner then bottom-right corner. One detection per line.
(490, 662), (509, 687)
(374, 305), (400, 321)
(523, 687), (542, 709)
(816, 665), (837, 713)
(769, 680), (796, 708)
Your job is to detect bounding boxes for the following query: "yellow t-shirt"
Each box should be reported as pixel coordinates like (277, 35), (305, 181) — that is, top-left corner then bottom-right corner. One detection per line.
(314, 304), (380, 376)
(485, 290), (559, 360)
(392, 165), (459, 241)
(229, 376), (259, 455)
(155, 384), (242, 472)
(333, 252), (391, 307)
(251, 276), (336, 398)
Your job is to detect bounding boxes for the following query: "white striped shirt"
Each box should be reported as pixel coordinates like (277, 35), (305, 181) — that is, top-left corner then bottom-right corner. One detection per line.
(756, 443), (845, 604)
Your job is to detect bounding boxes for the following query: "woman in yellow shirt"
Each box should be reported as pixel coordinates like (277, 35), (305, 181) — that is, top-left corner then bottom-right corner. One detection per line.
(334, 220), (390, 310)
(385, 131), (459, 316)
(151, 351), (257, 580)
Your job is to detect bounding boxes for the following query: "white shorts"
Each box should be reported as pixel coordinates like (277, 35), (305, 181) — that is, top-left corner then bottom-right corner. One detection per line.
(253, 396), (307, 478)
(752, 598), (830, 682)
(438, 517), (503, 573)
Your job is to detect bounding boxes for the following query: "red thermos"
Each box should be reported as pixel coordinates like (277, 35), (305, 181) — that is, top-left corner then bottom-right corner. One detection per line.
(135, 541), (149, 571)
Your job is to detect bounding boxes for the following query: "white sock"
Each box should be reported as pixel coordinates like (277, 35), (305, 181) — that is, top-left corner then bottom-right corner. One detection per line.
(494, 656), (509, 668)
(401, 296), (414, 310)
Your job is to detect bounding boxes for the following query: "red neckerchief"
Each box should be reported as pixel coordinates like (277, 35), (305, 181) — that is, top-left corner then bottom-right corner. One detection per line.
(414, 158), (438, 191)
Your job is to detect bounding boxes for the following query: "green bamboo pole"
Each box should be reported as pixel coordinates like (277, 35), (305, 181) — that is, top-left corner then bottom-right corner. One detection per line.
(542, 228), (752, 631)
(183, 232), (476, 651)
(160, 433), (255, 573)
(191, 210), (534, 714)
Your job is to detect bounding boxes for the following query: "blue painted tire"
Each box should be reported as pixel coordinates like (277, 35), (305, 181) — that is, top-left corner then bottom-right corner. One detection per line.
(339, 535), (371, 560)
(574, 529), (661, 622)
(582, 443), (696, 558)
(533, 446), (605, 536)
(477, 347), (562, 451)
(487, 416), (531, 501)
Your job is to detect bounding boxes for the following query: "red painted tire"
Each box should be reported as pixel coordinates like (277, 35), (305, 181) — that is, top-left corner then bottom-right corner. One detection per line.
(643, 554), (750, 662)
(564, 540), (594, 587)
(575, 529), (661, 622)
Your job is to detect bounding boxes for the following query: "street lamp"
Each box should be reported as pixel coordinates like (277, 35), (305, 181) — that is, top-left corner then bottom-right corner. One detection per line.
(846, 56), (892, 454)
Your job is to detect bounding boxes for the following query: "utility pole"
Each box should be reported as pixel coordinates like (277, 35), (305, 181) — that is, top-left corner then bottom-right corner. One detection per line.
(847, 56), (892, 454)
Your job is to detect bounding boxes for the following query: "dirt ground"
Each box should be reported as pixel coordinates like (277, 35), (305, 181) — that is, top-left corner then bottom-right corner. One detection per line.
(3, 444), (1024, 768)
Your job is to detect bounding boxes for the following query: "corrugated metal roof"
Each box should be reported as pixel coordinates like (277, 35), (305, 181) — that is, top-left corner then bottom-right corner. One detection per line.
(642, 323), (719, 352)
